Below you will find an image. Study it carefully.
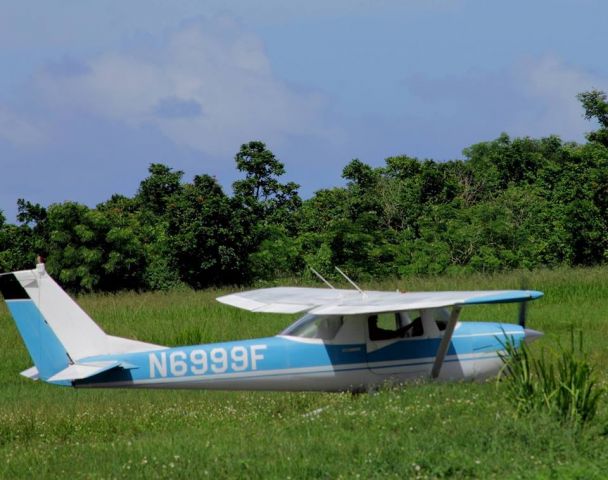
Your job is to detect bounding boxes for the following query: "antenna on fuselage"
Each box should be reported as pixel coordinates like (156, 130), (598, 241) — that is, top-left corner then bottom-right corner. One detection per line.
(309, 267), (336, 289)
(335, 266), (366, 297)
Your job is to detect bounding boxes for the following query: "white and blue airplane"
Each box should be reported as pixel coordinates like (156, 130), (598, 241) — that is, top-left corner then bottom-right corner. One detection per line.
(0, 262), (543, 392)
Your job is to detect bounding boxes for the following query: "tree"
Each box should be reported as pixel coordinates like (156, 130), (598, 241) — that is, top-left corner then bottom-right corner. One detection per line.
(40, 200), (148, 292)
(134, 165), (186, 288)
(0, 223), (36, 272)
(234, 141), (285, 202)
(231, 141), (302, 278)
(136, 163), (184, 215)
(15, 198), (49, 258)
(0, 201), (49, 272)
(44, 202), (105, 291)
(341, 159), (382, 226)
(96, 196), (147, 290)
(578, 90), (608, 147)
(168, 175), (245, 288)
(232, 141), (301, 224)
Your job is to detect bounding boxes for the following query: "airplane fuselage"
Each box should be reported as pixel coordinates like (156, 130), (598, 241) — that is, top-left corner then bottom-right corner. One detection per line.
(71, 321), (524, 391)
(1, 265), (542, 392)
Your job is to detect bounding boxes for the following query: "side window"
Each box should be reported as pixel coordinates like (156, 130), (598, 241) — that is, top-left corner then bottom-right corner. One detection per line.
(282, 314), (344, 340)
(368, 313), (399, 341)
(316, 316), (344, 340)
(399, 311), (424, 338)
(376, 313), (399, 331)
(432, 308), (450, 331)
(397, 311), (411, 327)
(407, 316), (424, 338)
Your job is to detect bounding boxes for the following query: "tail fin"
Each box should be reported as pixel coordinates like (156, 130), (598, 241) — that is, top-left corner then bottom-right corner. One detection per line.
(1, 263), (164, 382)
(0, 271), (71, 380)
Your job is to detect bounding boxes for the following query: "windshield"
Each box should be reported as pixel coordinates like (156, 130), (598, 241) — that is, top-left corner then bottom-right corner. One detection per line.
(281, 314), (344, 340)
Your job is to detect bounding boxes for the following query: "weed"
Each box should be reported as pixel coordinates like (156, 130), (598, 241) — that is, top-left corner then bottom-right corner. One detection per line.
(498, 334), (536, 414)
(499, 328), (604, 426)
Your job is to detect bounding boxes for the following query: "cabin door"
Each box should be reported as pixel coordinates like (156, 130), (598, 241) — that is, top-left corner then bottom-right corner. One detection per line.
(365, 312), (427, 377)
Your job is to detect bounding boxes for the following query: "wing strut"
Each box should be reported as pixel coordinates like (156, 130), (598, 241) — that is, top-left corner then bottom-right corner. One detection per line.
(431, 306), (461, 379)
(335, 267), (366, 297)
(309, 267), (336, 289)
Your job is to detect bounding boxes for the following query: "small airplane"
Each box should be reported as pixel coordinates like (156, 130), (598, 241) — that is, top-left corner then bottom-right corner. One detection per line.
(0, 262), (543, 392)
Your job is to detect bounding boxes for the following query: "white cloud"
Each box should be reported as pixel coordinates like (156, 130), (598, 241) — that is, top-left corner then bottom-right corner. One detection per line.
(30, 16), (336, 157)
(512, 55), (608, 139)
(403, 55), (608, 144)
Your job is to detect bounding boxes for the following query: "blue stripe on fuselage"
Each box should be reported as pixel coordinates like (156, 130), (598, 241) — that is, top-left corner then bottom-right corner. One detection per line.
(73, 322), (525, 386)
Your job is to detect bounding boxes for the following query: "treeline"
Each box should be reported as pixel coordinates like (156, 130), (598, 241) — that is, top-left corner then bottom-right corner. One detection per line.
(1, 90), (607, 292)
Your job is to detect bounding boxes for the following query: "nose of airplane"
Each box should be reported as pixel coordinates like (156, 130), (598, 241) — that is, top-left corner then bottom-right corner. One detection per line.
(524, 328), (543, 344)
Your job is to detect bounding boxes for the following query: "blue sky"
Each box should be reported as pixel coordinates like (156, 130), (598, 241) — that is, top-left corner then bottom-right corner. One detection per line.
(1, 0), (607, 221)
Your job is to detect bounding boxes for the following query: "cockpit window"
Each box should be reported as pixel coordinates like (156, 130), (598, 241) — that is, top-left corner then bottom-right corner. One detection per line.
(281, 314), (344, 340)
(432, 308), (450, 331)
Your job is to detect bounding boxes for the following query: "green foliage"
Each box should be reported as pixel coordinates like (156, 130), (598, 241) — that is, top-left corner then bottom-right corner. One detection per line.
(232, 140), (301, 224)
(167, 175), (245, 288)
(499, 331), (603, 426)
(45, 202), (105, 290)
(136, 163), (184, 216)
(43, 201), (147, 291)
(0, 224), (35, 272)
(1, 92), (608, 289)
(578, 89), (608, 147)
(248, 225), (302, 280)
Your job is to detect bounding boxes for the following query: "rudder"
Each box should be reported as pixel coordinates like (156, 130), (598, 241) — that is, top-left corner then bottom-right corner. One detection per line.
(0, 272), (70, 379)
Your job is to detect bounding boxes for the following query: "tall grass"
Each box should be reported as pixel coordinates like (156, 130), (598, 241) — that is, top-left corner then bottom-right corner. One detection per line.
(499, 329), (604, 426)
(550, 330), (603, 424)
(1, 266), (608, 478)
(498, 335), (537, 414)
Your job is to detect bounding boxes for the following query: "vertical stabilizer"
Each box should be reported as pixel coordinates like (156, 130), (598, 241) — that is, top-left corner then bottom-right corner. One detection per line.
(0, 264), (109, 379)
(1, 271), (70, 379)
(12, 264), (109, 360)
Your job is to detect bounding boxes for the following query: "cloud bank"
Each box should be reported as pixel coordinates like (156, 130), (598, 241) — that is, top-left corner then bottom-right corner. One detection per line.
(26, 17), (333, 157)
(0, 17), (338, 219)
(402, 55), (608, 148)
(0, 11), (606, 222)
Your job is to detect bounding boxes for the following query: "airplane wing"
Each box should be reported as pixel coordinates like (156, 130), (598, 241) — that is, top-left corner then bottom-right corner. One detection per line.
(216, 287), (543, 315)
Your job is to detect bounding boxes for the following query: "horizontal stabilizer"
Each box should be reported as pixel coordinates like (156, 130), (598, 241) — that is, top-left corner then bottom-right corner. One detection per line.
(20, 366), (39, 380)
(47, 360), (137, 383)
(2, 264), (166, 385)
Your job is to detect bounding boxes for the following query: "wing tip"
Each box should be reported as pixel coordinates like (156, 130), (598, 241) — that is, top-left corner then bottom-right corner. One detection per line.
(528, 290), (544, 300)
(463, 290), (544, 305)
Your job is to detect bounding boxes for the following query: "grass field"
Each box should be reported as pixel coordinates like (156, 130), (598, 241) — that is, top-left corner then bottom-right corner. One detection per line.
(1, 268), (607, 478)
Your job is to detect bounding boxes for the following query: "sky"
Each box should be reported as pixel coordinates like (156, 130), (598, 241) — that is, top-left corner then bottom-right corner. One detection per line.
(1, 0), (607, 221)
